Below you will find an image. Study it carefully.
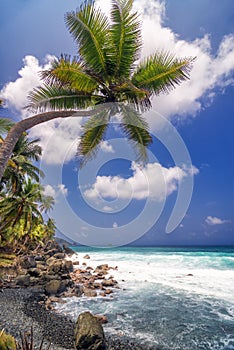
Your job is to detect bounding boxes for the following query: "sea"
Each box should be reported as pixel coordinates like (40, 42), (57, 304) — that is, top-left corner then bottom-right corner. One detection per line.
(55, 246), (234, 350)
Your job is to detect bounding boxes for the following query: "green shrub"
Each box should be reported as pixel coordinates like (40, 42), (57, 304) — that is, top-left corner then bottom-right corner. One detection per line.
(0, 329), (17, 350)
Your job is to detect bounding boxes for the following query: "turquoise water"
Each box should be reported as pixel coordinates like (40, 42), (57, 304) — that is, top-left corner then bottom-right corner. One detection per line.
(57, 246), (234, 349)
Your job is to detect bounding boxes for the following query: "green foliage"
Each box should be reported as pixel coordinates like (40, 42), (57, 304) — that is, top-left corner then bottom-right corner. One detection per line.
(0, 132), (55, 253)
(27, 0), (194, 165)
(0, 330), (17, 350)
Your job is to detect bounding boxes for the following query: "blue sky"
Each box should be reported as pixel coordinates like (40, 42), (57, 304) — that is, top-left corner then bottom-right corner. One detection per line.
(0, 0), (233, 246)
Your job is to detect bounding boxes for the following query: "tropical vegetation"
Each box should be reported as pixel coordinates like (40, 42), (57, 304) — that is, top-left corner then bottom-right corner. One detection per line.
(0, 0), (194, 178)
(0, 121), (55, 253)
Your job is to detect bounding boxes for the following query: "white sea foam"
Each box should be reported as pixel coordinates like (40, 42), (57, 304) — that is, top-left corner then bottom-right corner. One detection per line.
(57, 247), (234, 349)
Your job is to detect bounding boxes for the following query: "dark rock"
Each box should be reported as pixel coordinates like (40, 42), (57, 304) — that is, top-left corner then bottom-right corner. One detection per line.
(62, 244), (74, 255)
(19, 256), (36, 269)
(45, 279), (62, 295)
(95, 315), (108, 324)
(102, 279), (115, 287)
(15, 274), (30, 286)
(53, 252), (66, 259)
(28, 268), (41, 277)
(83, 254), (90, 259)
(63, 260), (73, 273)
(74, 285), (84, 297)
(83, 288), (97, 297)
(96, 264), (109, 271)
(48, 260), (63, 274)
(74, 311), (106, 350)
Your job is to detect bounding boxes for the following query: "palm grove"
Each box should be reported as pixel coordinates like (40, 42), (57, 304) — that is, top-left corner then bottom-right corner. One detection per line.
(0, 0), (194, 250)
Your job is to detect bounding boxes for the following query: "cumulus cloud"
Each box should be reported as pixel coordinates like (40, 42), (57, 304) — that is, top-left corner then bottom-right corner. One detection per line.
(97, 0), (234, 122)
(1, 0), (234, 164)
(43, 184), (68, 199)
(205, 216), (229, 226)
(84, 162), (198, 201)
(100, 141), (114, 153)
(0, 55), (83, 165)
(0, 55), (54, 113)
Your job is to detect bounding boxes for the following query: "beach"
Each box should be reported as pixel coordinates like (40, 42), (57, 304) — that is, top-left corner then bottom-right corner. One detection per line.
(0, 287), (157, 350)
(1, 246), (234, 350)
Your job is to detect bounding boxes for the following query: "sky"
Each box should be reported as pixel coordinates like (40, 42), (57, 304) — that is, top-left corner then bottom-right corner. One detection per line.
(0, 0), (234, 246)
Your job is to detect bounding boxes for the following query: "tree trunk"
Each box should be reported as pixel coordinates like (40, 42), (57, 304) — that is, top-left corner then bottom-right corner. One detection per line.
(0, 106), (106, 180)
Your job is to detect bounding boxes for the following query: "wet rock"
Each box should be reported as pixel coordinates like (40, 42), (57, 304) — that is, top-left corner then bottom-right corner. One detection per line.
(62, 244), (74, 255)
(74, 311), (106, 350)
(83, 254), (90, 259)
(102, 279), (116, 287)
(83, 288), (97, 297)
(95, 315), (108, 324)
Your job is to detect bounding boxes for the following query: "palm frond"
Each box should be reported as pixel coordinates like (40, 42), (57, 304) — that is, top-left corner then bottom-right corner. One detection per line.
(27, 84), (100, 112)
(41, 56), (99, 93)
(132, 52), (195, 95)
(113, 80), (151, 110)
(120, 105), (152, 163)
(78, 108), (111, 165)
(0, 118), (14, 135)
(110, 0), (142, 78)
(65, 3), (109, 76)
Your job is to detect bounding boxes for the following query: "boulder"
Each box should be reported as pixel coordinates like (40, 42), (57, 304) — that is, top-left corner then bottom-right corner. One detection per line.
(95, 315), (108, 324)
(101, 279), (115, 287)
(83, 254), (90, 259)
(28, 268), (41, 277)
(62, 244), (74, 255)
(15, 274), (30, 287)
(48, 260), (63, 274)
(53, 252), (66, 259)
(74, 311), (106, 350)
(62, 260), (73, 273)
(45, 279), (62, 295)
(83, 288), (97, 297)
(19, 256), (36, 269)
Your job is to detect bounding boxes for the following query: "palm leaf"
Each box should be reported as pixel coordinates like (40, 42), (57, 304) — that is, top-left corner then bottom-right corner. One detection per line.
(110, 0), (141, 78)
(78, 108), (111, 165)
(0, 118), (14, 135)
(65, 3), (109, 76)
(113, 80), (151, 110)
(41, 56), (99, 93)
(132, 52), (195, 95)
(120, 105), (152, 163)
(27, 84), (100, 112)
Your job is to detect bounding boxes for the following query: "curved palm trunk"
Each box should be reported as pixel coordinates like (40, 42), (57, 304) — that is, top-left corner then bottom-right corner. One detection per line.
(0, 108), (105, 180)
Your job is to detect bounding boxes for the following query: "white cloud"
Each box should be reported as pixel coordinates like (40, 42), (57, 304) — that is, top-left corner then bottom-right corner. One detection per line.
(100, 140), (114, 153)
(84, 162), (198, 201)
(95, 0), (234, 123)
(0, 55), (83, 165)
(0, 55), (54, 113)
(1, 0), (234, 164)
(205, 216), (229, 226)
(112, 222), (118, 228)
(103, 206), (114, 212)
(43, 184), (68, 199)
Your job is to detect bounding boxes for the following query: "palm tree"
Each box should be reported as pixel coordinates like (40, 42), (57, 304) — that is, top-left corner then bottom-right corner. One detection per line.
(0, 131), (44, 194)
(0, 0), (194, 177)
(0, 178), (54, 234)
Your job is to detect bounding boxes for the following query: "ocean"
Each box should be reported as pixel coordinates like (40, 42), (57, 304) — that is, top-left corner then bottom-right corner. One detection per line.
(55, 246), (234, 350)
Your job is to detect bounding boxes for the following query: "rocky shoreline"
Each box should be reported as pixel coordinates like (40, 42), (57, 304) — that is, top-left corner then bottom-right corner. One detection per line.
(0, 241), (158, 349)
